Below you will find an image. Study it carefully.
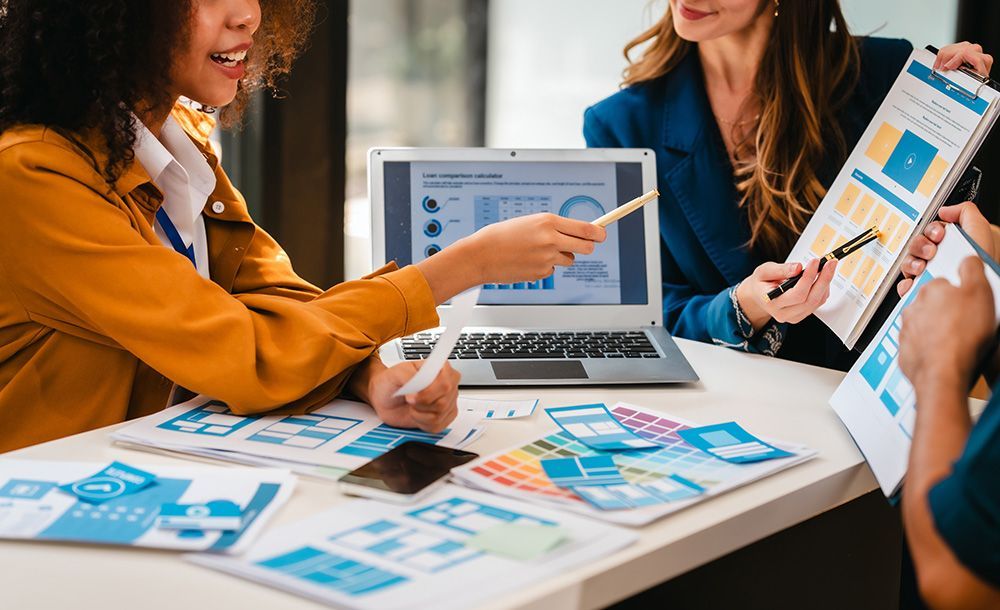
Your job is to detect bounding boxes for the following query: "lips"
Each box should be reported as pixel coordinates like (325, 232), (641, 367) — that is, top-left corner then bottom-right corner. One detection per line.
(677, 2), (717, 21)
(209, 44), (250, 79)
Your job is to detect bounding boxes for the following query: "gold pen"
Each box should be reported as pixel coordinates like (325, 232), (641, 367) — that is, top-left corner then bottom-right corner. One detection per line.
(765, 225), (881, 302)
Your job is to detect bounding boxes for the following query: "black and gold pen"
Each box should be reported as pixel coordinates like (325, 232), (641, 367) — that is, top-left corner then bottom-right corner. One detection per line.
(765, 225), (881, 302)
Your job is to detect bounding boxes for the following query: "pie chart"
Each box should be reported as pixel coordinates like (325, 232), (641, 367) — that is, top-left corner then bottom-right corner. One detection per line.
(558, 195), (606, 222)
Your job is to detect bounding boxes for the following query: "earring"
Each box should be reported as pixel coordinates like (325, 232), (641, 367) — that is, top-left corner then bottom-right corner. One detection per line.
(773, 0), (779, 17)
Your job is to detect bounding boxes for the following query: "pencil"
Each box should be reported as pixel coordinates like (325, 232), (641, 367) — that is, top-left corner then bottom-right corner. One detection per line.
(764, 225), (881, 302)
(591, 189), (660, 228)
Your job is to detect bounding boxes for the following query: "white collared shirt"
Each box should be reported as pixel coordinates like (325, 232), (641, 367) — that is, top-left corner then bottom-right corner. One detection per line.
(132, 115), (217, 279)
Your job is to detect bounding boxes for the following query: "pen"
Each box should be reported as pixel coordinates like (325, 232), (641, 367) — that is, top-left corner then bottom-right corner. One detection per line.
(764, 225), (881, 302)
(591, 189), (660, 228)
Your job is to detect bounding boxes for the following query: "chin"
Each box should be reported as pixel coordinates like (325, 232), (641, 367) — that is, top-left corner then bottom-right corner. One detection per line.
(672, 21), (720, 43)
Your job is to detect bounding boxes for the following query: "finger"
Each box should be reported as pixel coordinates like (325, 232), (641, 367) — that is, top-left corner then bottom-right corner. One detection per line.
(922, 221), (946, 244)
(903, 255), (926, 277)
(552, 215), (607, 242)
(958, 256), (988, 291)
(757, 261), (802, 283)
(553, 252), (575, 267)
(554, 233), (597, 256)
(984, 53), (994, 74)
(409, 364), (458, 410)
(897, 277), (914, 297)
(775, 258), (820, 306)
(412, 402), (458, 433)
(914, 237), (937, 262)
(805, 260), (837, 308)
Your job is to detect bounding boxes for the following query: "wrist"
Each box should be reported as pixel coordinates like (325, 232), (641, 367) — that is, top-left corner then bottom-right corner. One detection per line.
(736, 281), (772, 332)
(415, 237), (483, 304)
(911, 366), (969, 403)
(348, 357), (385, 404)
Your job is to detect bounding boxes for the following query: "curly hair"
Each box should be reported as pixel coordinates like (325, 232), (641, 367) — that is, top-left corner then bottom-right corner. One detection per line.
(0, 0), (316, 185)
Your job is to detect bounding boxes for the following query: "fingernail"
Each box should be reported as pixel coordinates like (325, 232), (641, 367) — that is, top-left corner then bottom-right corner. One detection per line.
(922, 245), (933, 257)
(930, 226), (942, 238)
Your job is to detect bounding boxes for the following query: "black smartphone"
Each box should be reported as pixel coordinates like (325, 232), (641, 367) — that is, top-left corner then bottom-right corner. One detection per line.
(338, 441), (479, 504)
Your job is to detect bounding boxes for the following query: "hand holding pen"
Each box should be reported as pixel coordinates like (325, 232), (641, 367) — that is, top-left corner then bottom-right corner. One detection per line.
(765, 226), (881, 302)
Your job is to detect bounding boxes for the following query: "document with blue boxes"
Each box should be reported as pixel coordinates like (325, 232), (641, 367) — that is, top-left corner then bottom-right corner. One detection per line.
(830, 225), (1000, 496)
(785, 47), (1000, 349)
(0, 459), (294, 553)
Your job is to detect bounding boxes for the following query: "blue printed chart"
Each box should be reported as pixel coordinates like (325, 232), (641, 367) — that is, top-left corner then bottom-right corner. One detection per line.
(0, 459), (293, 553)
(830, 226), (1000, 496)
(189, 487), (636, 610)
(114, 397), (486, 472)
(453, 403), (815, 526)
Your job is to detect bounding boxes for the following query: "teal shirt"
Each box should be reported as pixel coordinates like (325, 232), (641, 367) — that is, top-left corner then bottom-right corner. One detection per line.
(928, 387), (1000, 587)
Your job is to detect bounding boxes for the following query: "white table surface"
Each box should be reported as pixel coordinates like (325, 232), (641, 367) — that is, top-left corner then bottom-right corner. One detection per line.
(3, 338), (879, 610)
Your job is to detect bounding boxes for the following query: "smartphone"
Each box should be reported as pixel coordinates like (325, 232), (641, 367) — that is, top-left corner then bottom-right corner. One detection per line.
(338, 441), (479, 504)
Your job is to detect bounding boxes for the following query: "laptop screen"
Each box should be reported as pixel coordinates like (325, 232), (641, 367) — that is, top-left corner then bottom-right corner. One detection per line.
(382, 160), (649, 305)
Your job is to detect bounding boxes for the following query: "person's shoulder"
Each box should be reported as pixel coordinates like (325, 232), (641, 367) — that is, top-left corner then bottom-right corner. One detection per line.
(585, 76), (672, 137)
(857, 36), (914, 78)
(0, 125), (103, 184)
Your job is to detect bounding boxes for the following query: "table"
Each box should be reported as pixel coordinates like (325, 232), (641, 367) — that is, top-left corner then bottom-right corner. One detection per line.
(3, 338), (885, 610)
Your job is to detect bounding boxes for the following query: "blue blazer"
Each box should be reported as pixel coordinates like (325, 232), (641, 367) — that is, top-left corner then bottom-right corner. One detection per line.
(584, 37), (913, 370)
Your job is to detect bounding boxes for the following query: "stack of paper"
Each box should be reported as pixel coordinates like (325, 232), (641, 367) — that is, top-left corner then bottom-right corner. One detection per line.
(452, 402), (815, 526)
(0, 459), (293, 553)
(189, 486), (635, 610)
(112, 396), (486, 480)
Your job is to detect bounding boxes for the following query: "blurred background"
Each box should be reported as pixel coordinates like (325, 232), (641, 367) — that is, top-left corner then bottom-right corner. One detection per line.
(218, 0), (997, 286)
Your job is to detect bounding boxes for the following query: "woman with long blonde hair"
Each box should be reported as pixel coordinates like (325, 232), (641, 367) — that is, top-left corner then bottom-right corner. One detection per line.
(585, 0), (991, 369)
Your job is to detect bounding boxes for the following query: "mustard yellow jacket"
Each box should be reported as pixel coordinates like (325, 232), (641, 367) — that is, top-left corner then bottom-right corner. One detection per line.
(0, 103), (438, 452)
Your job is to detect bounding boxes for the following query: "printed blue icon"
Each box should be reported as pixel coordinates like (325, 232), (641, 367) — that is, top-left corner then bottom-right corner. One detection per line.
(157, 402), (256, 437)
(157, 500), (243, 531)
(337, 424), (450, 459)
(330, 519), (480, 573)
(59, 462), (158, 504)
(860, 273), (929, 393)
(546, 404), (658, 451)
(247, 413), (362, 450)
(571, 474), (705, 510)
(407, 497), (554, 535)
(678, 422), (794, 464)
(882, 130), (938, 193)
(423, 219), (442, 237)
(256, 546), (409, 596)
(421, 196), (440, 213)
(541, 455), (627, 487)
(0, 479), (56, 500)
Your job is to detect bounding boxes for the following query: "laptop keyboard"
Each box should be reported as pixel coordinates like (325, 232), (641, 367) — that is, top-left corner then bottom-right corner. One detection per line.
(400, 331), (661, 360)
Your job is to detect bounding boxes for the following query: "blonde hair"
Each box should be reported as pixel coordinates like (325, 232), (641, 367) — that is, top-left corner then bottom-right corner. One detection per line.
(623, 2), (860, 258)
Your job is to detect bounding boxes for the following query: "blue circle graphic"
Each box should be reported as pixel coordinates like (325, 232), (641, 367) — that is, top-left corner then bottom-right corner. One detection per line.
(424, 244), (441, 257)
(558, 195), (606, 222)
(424, 220), (442, 237)
(422, 196), (440, 213)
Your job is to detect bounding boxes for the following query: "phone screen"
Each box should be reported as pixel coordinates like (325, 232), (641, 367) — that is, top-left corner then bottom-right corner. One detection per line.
(339, 442), (479, 495)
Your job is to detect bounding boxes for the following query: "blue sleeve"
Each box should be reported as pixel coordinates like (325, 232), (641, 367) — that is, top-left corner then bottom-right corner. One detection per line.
(661, 240), (786, 355)
(928, 400), (1000, 588)
(583, 106), (621, 148)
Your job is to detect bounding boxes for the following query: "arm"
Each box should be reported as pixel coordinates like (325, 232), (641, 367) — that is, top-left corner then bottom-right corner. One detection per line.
(898, 258), (1000, 609)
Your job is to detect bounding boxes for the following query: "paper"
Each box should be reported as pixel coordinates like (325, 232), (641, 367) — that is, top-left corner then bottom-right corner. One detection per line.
(157, 500), (243, 531)
(188, 486), (636, 610)
(113, 396), (485, 471)
(58, 461), (157, 504)
(784, 49), (1000, 347)
(465, 523), (568, 560)
(545, 404), (658, 450)
(458, 396), (539, 419)
(677, 422), (795, 464)
(830, 225), (1000, 496)
(0, 459), (293, 553)
(452, 402), (814, 526)
(540, 455), (626, 487)
(571, 474), (705, 511)
(395, 287), (481, 397)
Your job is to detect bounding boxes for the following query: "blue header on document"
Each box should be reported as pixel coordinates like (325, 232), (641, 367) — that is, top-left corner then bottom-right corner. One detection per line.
(907, 61), (989, 115)
(850, 168), (919, 221)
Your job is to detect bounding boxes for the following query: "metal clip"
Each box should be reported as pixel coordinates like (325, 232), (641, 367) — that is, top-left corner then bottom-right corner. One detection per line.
(929, 66), (988, 101)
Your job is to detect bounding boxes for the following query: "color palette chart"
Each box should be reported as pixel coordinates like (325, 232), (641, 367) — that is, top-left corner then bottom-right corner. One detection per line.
(451, 403), (814, 525)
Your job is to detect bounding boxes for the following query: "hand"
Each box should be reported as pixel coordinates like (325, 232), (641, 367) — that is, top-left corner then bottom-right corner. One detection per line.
(460, 213), (607, 284)
(898, 202), (994, 296)
(736, 258), (838, 330)
(934, 41), (993, 75)
(365, 361), (460, 433)
(898, 257), (995, 391)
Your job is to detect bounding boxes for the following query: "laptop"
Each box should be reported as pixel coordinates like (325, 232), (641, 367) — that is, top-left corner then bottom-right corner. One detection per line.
(369, 147), (698, 386)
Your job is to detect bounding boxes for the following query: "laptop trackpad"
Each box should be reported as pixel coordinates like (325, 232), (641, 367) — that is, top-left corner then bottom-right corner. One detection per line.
(491, 361), (589, 380)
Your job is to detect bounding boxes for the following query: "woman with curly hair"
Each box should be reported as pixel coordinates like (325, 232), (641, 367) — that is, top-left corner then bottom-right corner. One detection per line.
(0, 0), (606, 451)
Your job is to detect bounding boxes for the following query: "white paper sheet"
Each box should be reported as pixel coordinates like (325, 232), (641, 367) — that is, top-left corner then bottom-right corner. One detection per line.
(830, 225), (1000, 496)
(0, 459), (293, 553)
(784, 49), (1000, 347)
(112, 396), (486, 471)
(458, 396), (539, 419)
(394, 287), (481, 397)
(189, 486), (635, 610)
